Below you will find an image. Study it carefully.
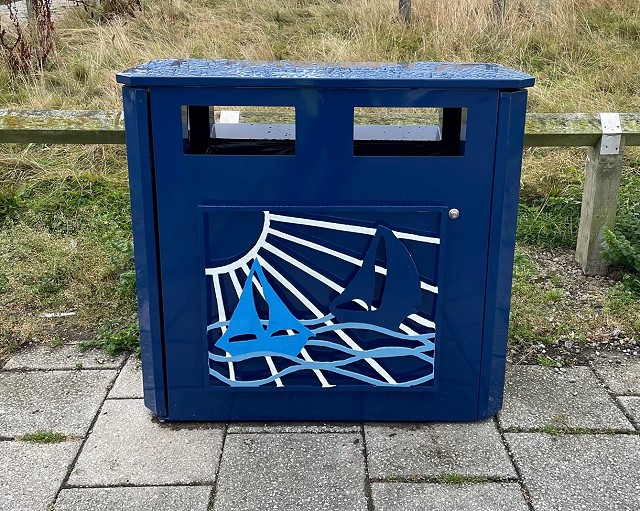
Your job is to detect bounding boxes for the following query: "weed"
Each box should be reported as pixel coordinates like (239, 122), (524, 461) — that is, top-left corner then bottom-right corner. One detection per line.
(604, 229), (640, 273)
(540, 424), (590, 436)
(516, 194), (583, 248)
(79, 322), (140, 356)
(536, 354), (557, 367)
(540, 424), (564, 435)
(509, 248), (546, 345)
(550, 273), (562, 286)
(21, 431), (67, 443)
(430, 474), (492, 484)
(0, 182), (25, 222)
(544, 289), (564, 303)
(605, 275), (640, 332)
(108, 237), (136, 302)
(46, 337), (66, 348)
(603, 166), (640, 273)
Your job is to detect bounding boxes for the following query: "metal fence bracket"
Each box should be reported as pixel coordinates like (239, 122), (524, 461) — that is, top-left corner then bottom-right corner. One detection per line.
(600, 112), (622, 155)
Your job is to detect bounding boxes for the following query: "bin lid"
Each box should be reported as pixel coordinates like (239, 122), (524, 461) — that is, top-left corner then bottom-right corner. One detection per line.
(116, 59), (534, 89)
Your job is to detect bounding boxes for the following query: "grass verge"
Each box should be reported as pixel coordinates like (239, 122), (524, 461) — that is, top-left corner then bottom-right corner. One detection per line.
(0, 144), (136, 361)
(0, 0), (638, 359)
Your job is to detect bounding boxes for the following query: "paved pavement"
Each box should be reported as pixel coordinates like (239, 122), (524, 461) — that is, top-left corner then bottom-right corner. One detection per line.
(1, 343), (639, 510)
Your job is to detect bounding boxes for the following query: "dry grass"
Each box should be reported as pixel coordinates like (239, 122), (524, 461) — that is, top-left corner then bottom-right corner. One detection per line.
(0, 0), (638, 111)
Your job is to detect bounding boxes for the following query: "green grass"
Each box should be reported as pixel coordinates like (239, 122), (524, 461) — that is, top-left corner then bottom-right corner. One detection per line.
(544, 289), (564, 302)
(510, 147), (640, 352)
(516, 150), (585, 249)
(540, 424), (591, 436)
(79, 322), (140, 356)
(429, 474), (493, 484)
(509, 249), (547, 346)
(508, 243), (640, 351)
(383, 474), (497, 483)
(605, 275), (640, 333)
(20, 431), (67, 443)
(0, 145), (137, 360)
(536, 355), (558, 367)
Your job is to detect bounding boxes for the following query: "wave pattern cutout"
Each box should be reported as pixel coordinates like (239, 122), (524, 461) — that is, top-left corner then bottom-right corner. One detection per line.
(208, 322), (435, 387)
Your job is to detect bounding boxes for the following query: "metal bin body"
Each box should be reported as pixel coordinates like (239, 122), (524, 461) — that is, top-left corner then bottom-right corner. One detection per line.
(117, 60), (534, 421)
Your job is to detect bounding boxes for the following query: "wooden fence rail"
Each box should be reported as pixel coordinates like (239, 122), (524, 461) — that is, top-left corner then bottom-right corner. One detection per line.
(1, 109), (639, 276)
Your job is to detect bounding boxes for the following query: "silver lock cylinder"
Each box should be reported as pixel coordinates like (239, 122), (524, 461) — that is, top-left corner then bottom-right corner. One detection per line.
(448, 208), (460, 220)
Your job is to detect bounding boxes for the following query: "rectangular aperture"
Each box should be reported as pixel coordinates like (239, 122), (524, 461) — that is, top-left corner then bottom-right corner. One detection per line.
(353, 107), (467, 157)
(182, 106), (296, 155)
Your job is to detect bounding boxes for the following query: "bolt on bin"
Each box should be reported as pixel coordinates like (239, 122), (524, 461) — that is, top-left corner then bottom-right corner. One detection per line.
(116, 60), (534, 421)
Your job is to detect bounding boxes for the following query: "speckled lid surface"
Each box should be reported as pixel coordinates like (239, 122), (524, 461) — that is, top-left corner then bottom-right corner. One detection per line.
(116, 59), (535, 89)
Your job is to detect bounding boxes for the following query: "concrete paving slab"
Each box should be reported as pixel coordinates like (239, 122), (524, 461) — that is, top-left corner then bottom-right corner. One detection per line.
(3, 342), (125, 370)
(371, 482), (529, 511)
(506, 433), (640, 511)
(618, 396), (640, 426)
(213, 432), (367, 511)
(499, 365), (633, 431)
(108, 356), (143, 399)
(55, 486), (212, 511)
(228, 422), (360, 433)
(0, 439), (81, 511)
(0, 370), (116, 437)
(365, 421), (515, 479)
(68, 399), (224, 486)
(591, 353), (640, 395)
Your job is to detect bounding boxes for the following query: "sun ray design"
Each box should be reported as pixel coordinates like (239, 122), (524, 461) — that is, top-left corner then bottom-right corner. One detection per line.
(268, 213), (440, 244)
(268, 226), (438, 294)
(211, 274), (235, 382)
(262, 242), (344, 293)
(206, 210), (441, 388)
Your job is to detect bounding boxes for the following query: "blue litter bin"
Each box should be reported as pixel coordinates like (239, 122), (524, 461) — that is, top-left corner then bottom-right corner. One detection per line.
(116, 60), (534, 421)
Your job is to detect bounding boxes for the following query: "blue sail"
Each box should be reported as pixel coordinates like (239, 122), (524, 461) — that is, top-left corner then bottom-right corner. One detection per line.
(329, 226), (421, 330)
(215, 259), (313, 357)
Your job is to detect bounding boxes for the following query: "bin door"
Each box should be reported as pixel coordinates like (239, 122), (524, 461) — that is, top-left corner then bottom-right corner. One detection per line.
(202, 207), (446, 391)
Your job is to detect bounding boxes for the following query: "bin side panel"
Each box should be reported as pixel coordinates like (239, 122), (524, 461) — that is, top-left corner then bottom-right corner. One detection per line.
(122, 86), (167, 418)
(477, 90), (528, 419)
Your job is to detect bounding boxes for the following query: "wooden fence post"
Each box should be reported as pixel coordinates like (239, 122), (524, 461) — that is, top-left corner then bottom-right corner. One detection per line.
(575, 115), (625, 275)
(493, 0), (505, 21)
(26, 0), (35, 20)
(538, 0), (551, 18)
(399, 0), (411, 24)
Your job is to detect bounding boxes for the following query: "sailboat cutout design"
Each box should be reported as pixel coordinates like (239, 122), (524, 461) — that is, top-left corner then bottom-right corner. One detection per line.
(329, 226), (421, 330)
(215, 259), (313, 357)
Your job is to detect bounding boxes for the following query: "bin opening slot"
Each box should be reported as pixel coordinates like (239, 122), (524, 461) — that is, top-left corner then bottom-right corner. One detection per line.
(183, 106), (296, 155)
(353, 107), (466, 157)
